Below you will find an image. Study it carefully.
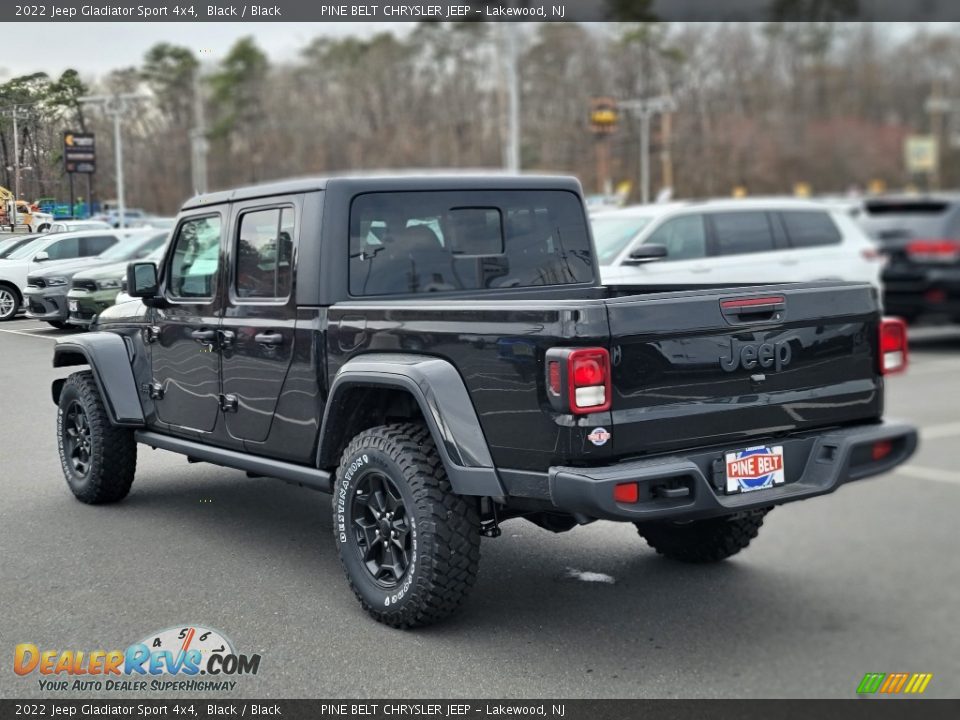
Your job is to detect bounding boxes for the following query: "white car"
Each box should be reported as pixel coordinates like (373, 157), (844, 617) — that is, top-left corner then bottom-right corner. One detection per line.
(592, 199), (884, 290)
(0, 229), (127, 321)
(45, 220), (113, 234)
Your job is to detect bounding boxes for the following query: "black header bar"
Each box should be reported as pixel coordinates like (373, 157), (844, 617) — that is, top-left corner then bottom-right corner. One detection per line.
(5, 0), (960, 22)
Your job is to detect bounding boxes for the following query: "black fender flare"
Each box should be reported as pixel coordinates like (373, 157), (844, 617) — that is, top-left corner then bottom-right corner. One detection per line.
(52, 333), (145, 426)
(318, 354), (505, 498)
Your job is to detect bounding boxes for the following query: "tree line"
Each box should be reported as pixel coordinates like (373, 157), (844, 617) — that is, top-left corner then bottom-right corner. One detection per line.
(1, 22), (958, 214)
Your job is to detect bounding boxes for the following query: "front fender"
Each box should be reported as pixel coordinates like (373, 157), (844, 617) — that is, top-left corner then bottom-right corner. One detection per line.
(318, 354), (504, 497)
(52, 333), (145, 426)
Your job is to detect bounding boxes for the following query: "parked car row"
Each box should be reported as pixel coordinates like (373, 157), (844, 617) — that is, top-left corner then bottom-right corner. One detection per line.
(0, 228), (169, 324)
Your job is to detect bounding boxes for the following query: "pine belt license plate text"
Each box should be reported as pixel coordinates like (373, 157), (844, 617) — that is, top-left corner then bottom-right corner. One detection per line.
(725, 445), (785, 494)
(68, 300), (78, 312)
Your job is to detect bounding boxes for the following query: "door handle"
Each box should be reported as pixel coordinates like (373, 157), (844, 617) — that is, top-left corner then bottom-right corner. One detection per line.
(255, 332), (284, 347)
(190, 328), (216, 342)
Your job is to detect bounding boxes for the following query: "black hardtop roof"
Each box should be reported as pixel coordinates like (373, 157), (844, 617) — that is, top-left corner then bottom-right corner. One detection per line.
(181, 173), (582, 210)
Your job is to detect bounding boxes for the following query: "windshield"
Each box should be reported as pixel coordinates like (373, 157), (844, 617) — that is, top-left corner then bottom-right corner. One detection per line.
(0, 236), (36, 258)
(5, 236), (52, 260)
(590, 215), (655, 264)
(97, 234), (157, 261)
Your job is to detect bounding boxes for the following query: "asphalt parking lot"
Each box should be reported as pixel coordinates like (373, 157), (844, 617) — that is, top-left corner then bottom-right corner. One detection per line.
(1, 317), (958, 699)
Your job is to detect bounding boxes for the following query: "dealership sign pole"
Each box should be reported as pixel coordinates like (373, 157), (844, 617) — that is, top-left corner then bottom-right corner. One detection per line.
(63, 131), (96, 218)
(79, 93), (149, 228)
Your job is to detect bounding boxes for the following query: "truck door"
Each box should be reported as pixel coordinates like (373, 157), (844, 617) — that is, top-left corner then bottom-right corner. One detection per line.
(219, 200), (298, 444)
(151, 212), (225, 433)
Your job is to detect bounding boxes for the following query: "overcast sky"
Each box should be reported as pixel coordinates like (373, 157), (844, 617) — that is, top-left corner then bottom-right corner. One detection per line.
(1, 23), (401, 80)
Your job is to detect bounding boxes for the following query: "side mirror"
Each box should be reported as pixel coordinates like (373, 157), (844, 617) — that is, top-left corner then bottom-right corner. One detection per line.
(34, 251), (50, 262)
(127, 261), (159, 299)
(623, 244), (668, 264)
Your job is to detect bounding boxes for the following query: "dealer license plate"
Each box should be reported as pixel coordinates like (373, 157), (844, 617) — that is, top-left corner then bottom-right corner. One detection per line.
(724, 445), (785, 494)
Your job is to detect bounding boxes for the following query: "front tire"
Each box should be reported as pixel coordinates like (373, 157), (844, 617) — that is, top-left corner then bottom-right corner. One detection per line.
(635, 508), (771, 563)
(57, 371), (137, 504)
(0, 283), (20, 321)
(332, 422), (481, 628)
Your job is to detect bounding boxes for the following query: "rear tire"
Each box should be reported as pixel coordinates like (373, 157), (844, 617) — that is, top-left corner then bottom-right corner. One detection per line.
(0, 283), (20, 321)
(57, 371), (137, 504)
(635, 508), (771, 563)
(332, 422), (481, 628)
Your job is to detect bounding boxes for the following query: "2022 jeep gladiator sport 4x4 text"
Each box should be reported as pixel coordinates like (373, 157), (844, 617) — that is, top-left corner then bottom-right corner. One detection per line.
(50, 175), (918, 627)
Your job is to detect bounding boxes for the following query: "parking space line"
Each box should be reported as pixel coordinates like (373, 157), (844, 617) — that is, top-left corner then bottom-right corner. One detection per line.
(0, 327), (57, 339)
(895, 465), (960, 486)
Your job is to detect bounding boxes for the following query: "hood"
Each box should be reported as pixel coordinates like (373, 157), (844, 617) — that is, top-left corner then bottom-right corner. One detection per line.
(94, 296), (148, 327)
(28, 256), (106, 279)
(71, 260), (130, 282)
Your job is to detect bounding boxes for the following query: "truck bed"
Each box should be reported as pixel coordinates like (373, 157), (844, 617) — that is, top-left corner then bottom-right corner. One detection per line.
(325, 281), (882, 472)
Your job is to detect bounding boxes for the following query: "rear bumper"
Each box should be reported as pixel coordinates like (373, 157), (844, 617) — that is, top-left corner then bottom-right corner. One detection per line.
(883, 267), (960, 318)
(520, 421), (917, 523)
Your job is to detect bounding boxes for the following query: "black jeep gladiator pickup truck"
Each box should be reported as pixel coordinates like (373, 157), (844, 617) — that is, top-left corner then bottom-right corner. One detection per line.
(51, 175), (917, 627)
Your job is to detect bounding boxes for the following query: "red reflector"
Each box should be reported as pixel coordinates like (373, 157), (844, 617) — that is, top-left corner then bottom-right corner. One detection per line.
(613, 482), (639, 503)
(547, 361), (561, 395)
(721, 295), (784, 309)
(925, 289), (947, 304)
(878, 317), (908, 375)
(872, 440), (893, 461)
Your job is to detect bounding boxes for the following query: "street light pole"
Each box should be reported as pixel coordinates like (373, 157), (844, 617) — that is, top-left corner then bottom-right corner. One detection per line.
(79, 93), (149, 229)
(502, 22), (521, 173)
(620, 95), (677, 204)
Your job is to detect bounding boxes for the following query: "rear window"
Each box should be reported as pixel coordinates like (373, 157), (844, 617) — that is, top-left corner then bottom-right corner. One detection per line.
(861, 200), (956, 242)
(780, 210), (842, 248)
(710, 211), (776, 255)
(349, 190), (594, 296)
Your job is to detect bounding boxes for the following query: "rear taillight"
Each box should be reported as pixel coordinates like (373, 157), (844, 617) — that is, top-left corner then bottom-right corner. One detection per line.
(906, 238), (960, 263)
(879, 317), (908, 375)
(544, 347), (612, 414)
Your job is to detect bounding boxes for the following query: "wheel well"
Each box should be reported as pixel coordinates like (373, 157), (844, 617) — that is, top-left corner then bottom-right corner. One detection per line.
(53, 349), (90, 368)
(321, 386), (425, 469)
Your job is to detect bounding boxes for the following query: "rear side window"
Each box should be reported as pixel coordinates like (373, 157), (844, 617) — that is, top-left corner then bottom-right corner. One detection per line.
(236, 207), (294, 299)
(780, 211), (842, 248)
(349, 190), (593, 296)
(80, 235), (118, 256)
(645, 215), (707, 261)
(710, 212), (776, 255)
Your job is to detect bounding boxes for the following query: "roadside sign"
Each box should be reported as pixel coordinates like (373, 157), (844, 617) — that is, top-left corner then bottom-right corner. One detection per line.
(904, 135), (937, 174)
(589, 97), (619, 134)
(64, 132), (96, 174)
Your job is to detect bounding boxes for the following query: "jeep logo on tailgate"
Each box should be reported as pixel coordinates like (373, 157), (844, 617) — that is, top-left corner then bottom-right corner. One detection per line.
(720, 337), (792, 373)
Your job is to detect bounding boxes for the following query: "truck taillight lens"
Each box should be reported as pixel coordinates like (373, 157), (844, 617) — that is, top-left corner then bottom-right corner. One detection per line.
(568, 348), (611, 413)
(879, 317), (908, 375)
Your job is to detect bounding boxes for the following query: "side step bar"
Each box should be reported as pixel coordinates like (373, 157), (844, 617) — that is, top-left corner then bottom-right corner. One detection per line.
(134, 431), (333, 493)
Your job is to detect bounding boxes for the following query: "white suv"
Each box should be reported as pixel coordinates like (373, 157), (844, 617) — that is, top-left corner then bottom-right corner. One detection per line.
(592, 199), (883, 289)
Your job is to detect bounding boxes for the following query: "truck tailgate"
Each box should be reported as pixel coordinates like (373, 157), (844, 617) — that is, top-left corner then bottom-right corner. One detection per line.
(605, 283), (882, 457)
